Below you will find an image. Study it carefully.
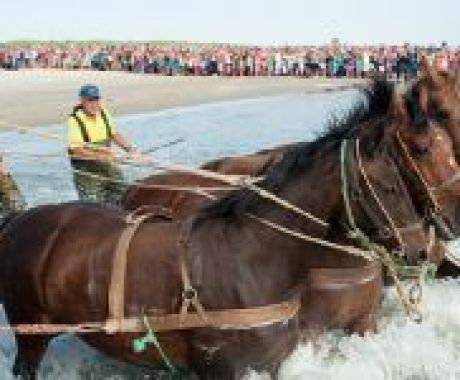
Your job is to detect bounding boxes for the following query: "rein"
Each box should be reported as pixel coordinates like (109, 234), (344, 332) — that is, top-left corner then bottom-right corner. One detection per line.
(395, 131), (441, 210)
(396, 130), (457, 240)
(430, 170), (460, 193)
(340, 138), (423, 253)
(340, 138), (431, 320)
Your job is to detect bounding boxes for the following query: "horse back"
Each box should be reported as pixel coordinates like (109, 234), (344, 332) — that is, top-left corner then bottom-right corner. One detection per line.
(0, 203), (183, 323)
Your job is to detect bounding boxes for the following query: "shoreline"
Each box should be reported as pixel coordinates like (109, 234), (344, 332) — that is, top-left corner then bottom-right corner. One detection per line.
(0, 69), (364, 127)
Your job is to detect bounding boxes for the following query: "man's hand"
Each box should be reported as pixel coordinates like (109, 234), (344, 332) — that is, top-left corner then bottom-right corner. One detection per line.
(126, 147), (143, 160)
(69, 146), (115, 161)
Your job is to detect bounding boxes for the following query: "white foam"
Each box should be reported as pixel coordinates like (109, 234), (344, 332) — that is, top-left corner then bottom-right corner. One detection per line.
(243, 278), (460, 380)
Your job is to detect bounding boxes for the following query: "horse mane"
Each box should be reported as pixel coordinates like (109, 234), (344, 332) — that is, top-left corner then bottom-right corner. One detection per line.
(195, 77), (402, 222)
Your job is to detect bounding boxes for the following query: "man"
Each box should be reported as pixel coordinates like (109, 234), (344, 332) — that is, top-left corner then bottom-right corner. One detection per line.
(68, 84), (138, 206)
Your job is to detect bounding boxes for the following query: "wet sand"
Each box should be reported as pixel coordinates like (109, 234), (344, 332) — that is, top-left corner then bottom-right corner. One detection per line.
(0, 69), (363, 127)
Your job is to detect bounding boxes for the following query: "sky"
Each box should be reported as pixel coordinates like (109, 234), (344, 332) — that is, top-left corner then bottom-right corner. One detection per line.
(1, 0), (458, 46)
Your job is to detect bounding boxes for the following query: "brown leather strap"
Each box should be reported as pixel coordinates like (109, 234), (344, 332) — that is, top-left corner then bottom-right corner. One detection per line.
(106, 212), (153, 333)
(177, 222), (209, 325)
(1, 299), (301, 335)
(107, 299), (300, 332)
(105, 211), (301, 334)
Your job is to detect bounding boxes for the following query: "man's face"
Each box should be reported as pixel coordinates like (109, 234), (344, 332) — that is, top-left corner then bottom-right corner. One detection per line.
(81, 97), (101, 116)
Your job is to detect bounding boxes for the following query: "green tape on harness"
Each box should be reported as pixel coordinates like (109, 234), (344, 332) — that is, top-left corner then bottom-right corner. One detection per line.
(132, 315), (176, 373)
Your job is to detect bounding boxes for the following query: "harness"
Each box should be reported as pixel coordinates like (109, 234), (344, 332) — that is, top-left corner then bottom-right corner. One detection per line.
(340, 138), (424, 254)
(395, 130), (457, 240)
(70, 107), (112, 145)
(340, 138), (430, 320)
(104, 206), (300, 335)
(105, 137), (430, 336)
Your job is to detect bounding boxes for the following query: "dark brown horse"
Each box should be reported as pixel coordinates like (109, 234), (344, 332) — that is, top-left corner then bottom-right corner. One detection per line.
(122, 79), (460, 247)
(0, 81), (435, 379)
(122, 144), (292, 218)
(414, 61), (460, 158)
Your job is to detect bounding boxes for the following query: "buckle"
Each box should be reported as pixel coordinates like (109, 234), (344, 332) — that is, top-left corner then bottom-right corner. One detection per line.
(182, 287), (197, 301)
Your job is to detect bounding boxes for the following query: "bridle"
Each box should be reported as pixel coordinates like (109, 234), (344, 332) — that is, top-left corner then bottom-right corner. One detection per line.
(395, 130), (458, 240)
(340, 138), (425, 256)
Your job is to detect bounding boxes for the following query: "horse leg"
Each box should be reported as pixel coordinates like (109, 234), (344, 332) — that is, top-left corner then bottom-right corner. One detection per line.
(12, 334), (50, 380)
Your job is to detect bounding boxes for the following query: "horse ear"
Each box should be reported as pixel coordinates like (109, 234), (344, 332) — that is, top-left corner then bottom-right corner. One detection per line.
(456, 69), (460, 96)
(392, 85), (409, 124)
(419, 55), (430, 77)
(419, 55), (444, 87)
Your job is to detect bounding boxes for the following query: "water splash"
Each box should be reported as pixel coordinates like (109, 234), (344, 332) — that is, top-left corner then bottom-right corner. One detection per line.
(244, 278), (460, 380)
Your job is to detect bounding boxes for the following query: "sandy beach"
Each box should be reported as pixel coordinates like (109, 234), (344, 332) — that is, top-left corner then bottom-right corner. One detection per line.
(0, 69), (363, 127)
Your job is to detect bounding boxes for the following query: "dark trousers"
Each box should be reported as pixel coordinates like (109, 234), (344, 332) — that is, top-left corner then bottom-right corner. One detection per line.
(70, 158), (126, 207)
(0, 172), (26, 216)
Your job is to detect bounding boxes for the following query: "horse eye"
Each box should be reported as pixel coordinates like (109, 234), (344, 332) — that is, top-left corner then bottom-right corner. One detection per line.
(434, 109), (450, 122)
(412, 145), (430, 158)
(427, 97), (451, 123)
(381, 185), (397, 194)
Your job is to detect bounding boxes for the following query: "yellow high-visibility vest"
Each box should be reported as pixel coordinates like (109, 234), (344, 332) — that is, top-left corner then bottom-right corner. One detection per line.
(68, 106), (116, 148)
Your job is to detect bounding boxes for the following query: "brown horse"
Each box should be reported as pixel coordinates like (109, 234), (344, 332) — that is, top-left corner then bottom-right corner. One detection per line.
(122, 78), (460, 246)
(0, 82), (434, 379)
(414, 61), (460, 158)
(122, 144), (293, 218)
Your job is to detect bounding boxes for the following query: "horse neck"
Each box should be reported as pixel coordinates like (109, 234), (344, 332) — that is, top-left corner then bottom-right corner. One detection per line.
(256, 145), (343, 236)
(189, 147), (344, 308)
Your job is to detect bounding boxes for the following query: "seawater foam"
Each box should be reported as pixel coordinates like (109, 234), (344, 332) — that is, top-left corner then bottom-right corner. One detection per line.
(245, 240), (460, 379)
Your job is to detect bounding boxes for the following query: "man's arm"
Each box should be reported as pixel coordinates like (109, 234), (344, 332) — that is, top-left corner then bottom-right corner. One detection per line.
(111, 131), (137, 153)
(103, 109), (139, 154)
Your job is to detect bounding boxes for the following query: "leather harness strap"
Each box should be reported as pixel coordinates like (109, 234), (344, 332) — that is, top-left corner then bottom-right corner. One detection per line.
(177, 222), (209, 325)
(104, 208), (301, 334)
(105, 206), (172, 333)
(107, 300), (300, 332)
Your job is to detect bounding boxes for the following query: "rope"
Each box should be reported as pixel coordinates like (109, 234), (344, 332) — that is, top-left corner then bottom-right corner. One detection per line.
(339, 139), (424, 319)
(340, 139), (358, 230)
(246, 214), (378, 261)
(243, 182), (329, 228)
(0, 120), (63, 141)
(355, 139), (405, 251)
(72, 168), (237, 193)
(132, 314), (176, 373)
(430, 169), (460, 193)
(70, 153), (329, 228)
(396, 131), (441, 210)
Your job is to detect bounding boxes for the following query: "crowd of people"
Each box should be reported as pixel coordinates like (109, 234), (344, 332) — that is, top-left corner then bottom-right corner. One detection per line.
(1, 42), (459, 78)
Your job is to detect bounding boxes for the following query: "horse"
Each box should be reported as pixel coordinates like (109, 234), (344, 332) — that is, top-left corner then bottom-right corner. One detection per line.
(122, 78), (460, 248)
(121, 144), (292, 217)
(413, 61), (460, 158)
(0, 81), (436, 379)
